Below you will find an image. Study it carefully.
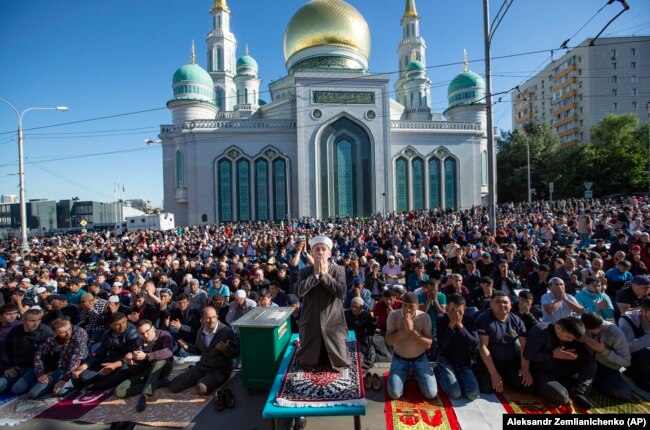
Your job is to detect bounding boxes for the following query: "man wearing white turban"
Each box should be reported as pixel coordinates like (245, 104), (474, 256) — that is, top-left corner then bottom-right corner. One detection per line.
(296, 235), (350, 371)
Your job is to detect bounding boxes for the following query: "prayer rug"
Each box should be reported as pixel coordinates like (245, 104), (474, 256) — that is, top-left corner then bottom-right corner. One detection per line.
(590, 391), (650, 414)
(0, 395), (60, 426)
(76, 387), (212, 428)
(0, 393), (17, 407)
(384, 374), (460, 430)
(276, 340), (365, 408)
(36, 389), (113, 420)
(496, 386), (585, 414)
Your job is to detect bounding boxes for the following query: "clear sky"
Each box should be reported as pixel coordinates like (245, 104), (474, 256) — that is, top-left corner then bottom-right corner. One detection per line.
(0, 0), (647, 208)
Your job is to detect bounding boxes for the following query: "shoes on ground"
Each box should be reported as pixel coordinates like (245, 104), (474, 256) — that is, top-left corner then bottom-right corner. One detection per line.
(363, 372), (372, 390)
(135, 394), (147, 413)
(286, 417), (307, 430)
(371, 373), (382, 392)
(222, 388), (235, 408)
(173, 356), (185, 365)
(214, 390), (225, 412)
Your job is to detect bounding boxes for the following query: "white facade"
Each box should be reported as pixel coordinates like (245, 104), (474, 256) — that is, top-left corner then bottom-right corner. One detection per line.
(161, 0), (488, 226)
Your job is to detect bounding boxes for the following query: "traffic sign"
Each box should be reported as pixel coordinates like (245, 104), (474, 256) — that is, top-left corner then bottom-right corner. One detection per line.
(548, 182), (554, 193)
(584, 190), (593, 198)
(80, 219), (87, 227)
(584, 182), (593, 190)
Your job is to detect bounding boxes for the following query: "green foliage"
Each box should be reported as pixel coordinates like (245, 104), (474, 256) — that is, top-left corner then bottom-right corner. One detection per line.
(496, 114), (650, 201)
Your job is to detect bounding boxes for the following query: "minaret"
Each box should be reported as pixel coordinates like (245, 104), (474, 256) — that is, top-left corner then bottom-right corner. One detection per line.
(395, 0), (428, 109)
(234, 45), (261, 118)
(206, 0), (237, 111)
(397, 0), (426, 78)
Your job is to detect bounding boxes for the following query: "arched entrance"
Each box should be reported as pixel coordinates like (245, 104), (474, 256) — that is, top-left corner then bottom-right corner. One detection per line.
(317, 117), (372, 218)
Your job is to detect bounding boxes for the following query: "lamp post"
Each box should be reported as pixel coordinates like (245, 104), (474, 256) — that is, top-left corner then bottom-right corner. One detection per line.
(0, 98), (68, 254)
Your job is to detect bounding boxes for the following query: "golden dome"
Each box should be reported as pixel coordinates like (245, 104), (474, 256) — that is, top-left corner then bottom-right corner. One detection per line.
(283, 0), (371, 62)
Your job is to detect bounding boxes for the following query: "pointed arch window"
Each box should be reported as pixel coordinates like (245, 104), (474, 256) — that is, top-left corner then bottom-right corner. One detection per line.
(412, 157), (425, 210)
(444, 158), (458, 209)
(255, 159), (269, 221)
(481, 151), (488, 185)
(236, 159), (251, 221)
(215, 87), (225, 110)
(395, 157), (408, 212)
(175, 151), (185, 189)
(428, 158), (441, 209)
(244, 88), (249, 104)
(273, 158), (287, 220)
(336, 139), (354, 217)
(216, 47), (223, 71)
(217, 159), (232, 222)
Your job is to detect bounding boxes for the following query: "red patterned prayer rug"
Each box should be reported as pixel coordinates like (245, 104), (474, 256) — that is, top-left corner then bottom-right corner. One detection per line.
(276, 340), (365, 407)
(495, 386), (587, 415)
(384, 374), (460, 430)
(36, 389), (114, 420)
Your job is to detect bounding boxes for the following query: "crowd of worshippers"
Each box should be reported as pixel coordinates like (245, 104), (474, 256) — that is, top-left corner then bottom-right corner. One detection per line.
(1, 195), (650, 413)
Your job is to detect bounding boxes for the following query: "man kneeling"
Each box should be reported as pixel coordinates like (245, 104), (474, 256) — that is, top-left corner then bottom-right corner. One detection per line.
(386, 291), (437, 400)
(169, 306), (239, 394)
(115, 319), (174, 412)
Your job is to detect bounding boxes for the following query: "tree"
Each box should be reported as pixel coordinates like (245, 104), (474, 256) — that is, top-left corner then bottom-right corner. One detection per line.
(585, 114), (648, 196)
(496, 123), (561, 202)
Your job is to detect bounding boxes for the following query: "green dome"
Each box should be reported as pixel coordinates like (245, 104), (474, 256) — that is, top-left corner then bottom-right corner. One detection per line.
(237, 54), (258, 70)
(448, 71), (485, 95)
(406, 60), (425, 72)
(172, 63), (213, 88)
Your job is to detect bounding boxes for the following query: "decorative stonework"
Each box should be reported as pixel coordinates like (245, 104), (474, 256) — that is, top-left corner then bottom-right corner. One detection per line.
(365, 110), (376, 120)
(435, 147), (449, 158)
(313, 91), (375, 105)
(403, 148), (416, 158)
(292, 56), (362, 73)
(227, 149), (241, 159)
(264, 148), (278, 159)
(311, 109), (323, 119)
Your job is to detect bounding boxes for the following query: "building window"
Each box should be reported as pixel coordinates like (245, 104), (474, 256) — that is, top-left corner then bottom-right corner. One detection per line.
(631, 48), (636, 56)
(632, 101), (637, 110)
(236, 159), (251, 221)
(273, 158), (288, 220)
(218, 159), (232, 222)
(412, 157), (425, 210)
(428, 158), (441, 209)
(175, 151), (184, 189)
(444, 158), (458, 210)
(255, 159), (269, 221)
(632, 88), (637, 96)
(631, 75), (637, 84)
(395, 157), (408, 212)
(336, 139), (354, 217)
(612, 75), (617, 84)
(612, 62), (617, 70)
(216, 46), (223, 71)
(610, 49), (617, 59)
(612, 102), (618, 111)
(215, 87), (225, 110)
(612, 89), (617, 97)
(201, 214), (208, 222)
(481, 151), (488, 185)
(631, 61), (636, 69)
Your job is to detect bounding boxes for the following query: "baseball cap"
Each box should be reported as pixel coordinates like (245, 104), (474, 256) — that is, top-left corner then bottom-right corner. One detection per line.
(632, 275), (650, 286)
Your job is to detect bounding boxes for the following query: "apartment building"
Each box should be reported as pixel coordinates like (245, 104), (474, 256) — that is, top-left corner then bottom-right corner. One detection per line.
(512, 36), (649, 148)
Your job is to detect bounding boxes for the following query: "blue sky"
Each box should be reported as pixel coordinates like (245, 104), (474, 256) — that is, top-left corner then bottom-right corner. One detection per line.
(0, 0), (648, 208)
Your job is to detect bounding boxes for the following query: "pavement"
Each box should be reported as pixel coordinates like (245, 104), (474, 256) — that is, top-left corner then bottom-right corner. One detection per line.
(1, 362), (393, 430)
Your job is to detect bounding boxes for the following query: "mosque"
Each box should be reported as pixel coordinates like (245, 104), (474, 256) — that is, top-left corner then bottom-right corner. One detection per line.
(160, 0), (488, 226)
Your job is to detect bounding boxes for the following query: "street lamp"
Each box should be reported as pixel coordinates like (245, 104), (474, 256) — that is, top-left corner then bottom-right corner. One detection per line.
(0, 98), (68, 254)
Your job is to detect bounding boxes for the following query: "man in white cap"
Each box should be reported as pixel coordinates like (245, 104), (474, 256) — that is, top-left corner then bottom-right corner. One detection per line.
(296, 235), (350, 371)
(225, 290), (256, 334)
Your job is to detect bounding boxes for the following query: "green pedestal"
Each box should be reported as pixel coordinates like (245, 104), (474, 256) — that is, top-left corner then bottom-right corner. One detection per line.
(232, 307), (294, 389)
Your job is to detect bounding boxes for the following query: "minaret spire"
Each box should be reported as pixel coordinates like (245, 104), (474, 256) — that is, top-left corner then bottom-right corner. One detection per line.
(463, 49), (468, 72)
(210, 0), (229, 13)
(402, 0), (419, 22)
(191, 40), (196, 64)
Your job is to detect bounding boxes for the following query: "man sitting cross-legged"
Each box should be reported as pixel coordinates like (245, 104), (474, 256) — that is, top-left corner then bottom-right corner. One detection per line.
(169, 306), (239, 395)
(115, 319), (175, 412)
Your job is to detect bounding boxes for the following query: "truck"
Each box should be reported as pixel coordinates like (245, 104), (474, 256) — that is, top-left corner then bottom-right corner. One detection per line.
(118, 213), (175, 233)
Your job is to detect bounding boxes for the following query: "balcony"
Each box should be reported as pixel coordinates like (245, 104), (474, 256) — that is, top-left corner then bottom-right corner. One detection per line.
(390, 120), (482, 131)
(175, 188), (188, 203)
(160, 118), (297, 135)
